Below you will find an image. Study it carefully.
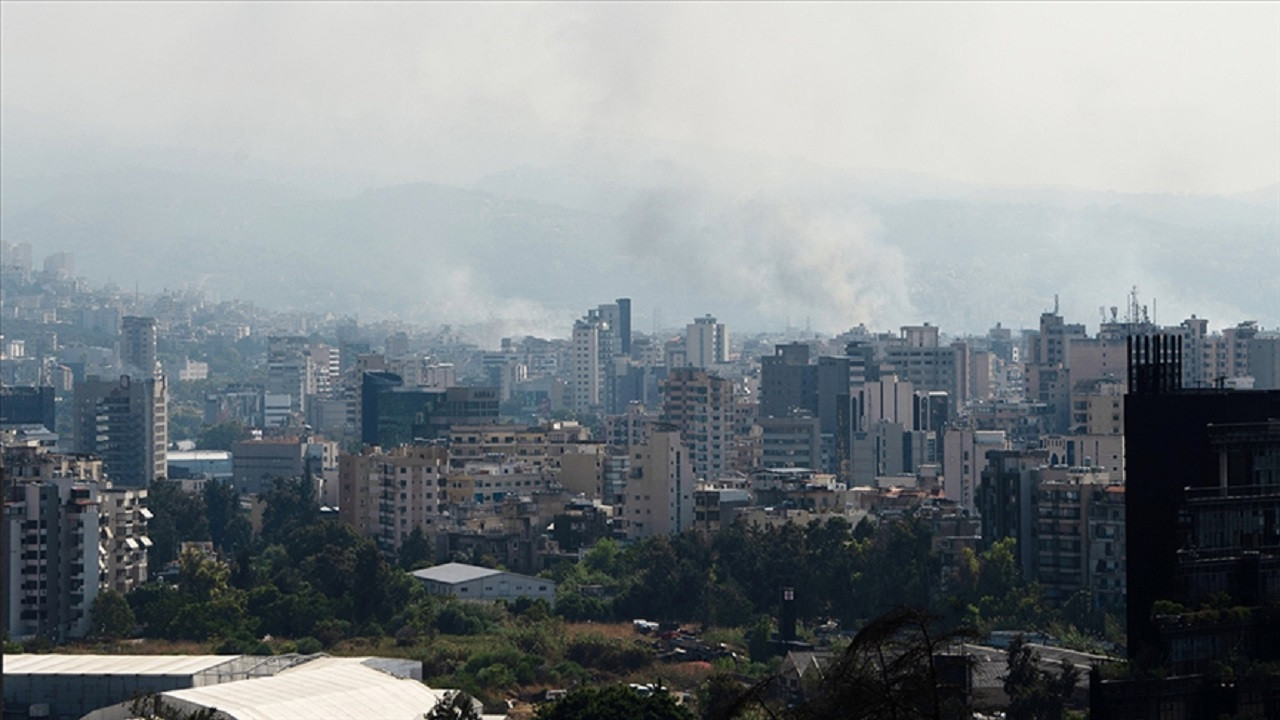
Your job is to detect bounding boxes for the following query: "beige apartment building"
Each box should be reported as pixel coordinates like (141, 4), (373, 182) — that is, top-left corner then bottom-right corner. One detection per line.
(338, 445), (449, 552)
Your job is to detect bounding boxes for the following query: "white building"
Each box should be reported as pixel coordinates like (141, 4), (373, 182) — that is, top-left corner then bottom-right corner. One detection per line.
(621, 428), (696, 539)
(412, 562), (556, 607)
(685, 315), (728, 369)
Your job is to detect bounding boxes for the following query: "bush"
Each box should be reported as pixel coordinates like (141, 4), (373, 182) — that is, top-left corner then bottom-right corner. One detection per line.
(564, 633), (651, 674)
(295, 636), (323, 654)
(436, 602), (506, 636)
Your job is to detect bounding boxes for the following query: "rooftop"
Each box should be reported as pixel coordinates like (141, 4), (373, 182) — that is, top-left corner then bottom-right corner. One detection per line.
(162, 657), (444, 720)
(412, 562), (504, 584)
(2, 653), (240, 676)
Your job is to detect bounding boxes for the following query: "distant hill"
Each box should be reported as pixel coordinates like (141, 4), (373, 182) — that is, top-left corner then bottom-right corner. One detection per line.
(2, 163), (1275, 339)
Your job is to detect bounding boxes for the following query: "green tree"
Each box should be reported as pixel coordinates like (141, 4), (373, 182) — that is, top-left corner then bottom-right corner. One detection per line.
(533, 684), (693, 720)
(146, 478), (210, 568)
(399, 526), (434, 571)
(699, 673), (747, 720)
(425, 690), (482, 720)
(789, 607), (977, 720)
(1004, 634), (1081, 720)
(204, 479), (251, 554)
(198, 420), (250, 451)
(89, 588), (136, 640)
(260, 473), (319, 544)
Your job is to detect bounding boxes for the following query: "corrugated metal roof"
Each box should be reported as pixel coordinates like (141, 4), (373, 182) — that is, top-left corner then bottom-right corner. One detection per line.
(411, 562), (503, 585)
(3, 654), (240, 676)
(162, 657), (445, 720)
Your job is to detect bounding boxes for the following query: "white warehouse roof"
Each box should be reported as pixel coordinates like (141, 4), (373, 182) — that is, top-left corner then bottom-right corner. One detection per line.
(161, 657), (446, 720)
(3, 654), (240, 677)
(412, 562), (504, 585)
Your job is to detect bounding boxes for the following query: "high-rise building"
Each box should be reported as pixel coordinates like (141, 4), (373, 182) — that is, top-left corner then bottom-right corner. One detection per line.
(685, 315), (728, 369)
(360, 372), (498, 447)
(266, 336), (313, 419)
(620, 427), (694, 539)
(615, 298), (632, 356)
(120, 316), (159, 380)
(0, 385), (56, 432)
(760, 342), (817, 419)
(1123, 335), (1280, 668)
(660, 368), (735, 481)
(568, 307), (621, 413)
(339, 445), (449, 553)
(2, 445), (149, 642)
(73, 375), (168, 486)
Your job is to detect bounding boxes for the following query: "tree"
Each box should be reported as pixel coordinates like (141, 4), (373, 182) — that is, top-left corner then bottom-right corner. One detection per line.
(89, 588), (136, 640)
(533, 684), (693, 720)
(198, 420), (250, 451)
(699, 673), (747, 720)
(260, 473), (319, 544)
(399, 526), (433, 571)
(1004, 634), (1080, 720)
(789, 607), (976, 720)
(204, 479), (251, 554)
(425, 690), (482, 720)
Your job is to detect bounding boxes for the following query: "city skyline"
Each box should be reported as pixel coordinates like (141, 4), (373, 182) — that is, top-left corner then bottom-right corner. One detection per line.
(2, 3), (1277, 340)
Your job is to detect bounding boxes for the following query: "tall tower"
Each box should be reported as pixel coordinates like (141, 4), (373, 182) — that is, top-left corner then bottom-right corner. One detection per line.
(120, 316), (159, 379)
(73, 375), (168, 486)
(615, 298), (632, 355)
(685, 315), (728, 369)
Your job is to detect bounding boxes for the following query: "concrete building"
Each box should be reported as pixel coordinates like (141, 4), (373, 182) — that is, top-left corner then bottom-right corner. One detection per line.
(685, 315), (728, 369)
(621, 427), (695, 539)
(942, 428), (1009, 514)
(1088, 484), (1126, 613)
(412, 562), (555, 607)
(0, 385), (56, 432)
(1069, 378), (1125, 435)
(692, 484), (751, 535)
(760, 415), (821, 469)
(447, 421), (591, 469)
(339, 445), (449, 553)
(120, 316), (159, 380)
(231, 436), (337, 495)
(660, 367), (735, 480)
(361, 372), (499, 446)
(880, 326), (968, 412)
(1, 446), (149, 642)
(100, 486), (152, 595)
(266, 336), (313, 419)
(569, 308), (619, 413)
(1250, 335), (1280, 390)
(73, 374), (168, 486)
(760, 342), (817, 419)
(1032, 466), (1117, 603)
(977, 448), (1050, 579)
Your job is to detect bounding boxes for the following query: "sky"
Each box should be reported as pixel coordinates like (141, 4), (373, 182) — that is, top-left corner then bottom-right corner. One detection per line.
(3, 2), (1278, 196)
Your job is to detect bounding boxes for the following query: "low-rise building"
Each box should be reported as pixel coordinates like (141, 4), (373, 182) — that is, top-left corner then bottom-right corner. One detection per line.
(412, 562), (555, 607)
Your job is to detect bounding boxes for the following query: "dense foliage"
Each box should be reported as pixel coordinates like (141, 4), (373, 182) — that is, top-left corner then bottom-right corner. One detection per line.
(533, 685), (693, 720)
(115, 475), (1116, 711)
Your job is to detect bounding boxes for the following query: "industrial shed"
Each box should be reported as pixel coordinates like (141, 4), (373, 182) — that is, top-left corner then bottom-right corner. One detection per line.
(2, 654), (305, 720)
(412, 562), (556, 607)
(146, 657), (449, 720)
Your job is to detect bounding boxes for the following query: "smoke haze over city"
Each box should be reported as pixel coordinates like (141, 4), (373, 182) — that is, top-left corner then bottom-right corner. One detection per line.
(2, 2), (1277, 340)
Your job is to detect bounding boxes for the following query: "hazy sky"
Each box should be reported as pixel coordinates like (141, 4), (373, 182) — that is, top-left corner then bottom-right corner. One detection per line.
(3, 2), (1278, 196)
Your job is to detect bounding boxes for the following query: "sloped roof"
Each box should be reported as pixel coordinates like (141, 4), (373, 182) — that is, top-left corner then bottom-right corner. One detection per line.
(411, 562), (504, 585)
(2, 654), (240, 677)
(161, 657), (445, 720)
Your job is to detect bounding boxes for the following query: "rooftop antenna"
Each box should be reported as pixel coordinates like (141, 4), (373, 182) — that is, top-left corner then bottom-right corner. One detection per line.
(1054, 294), (1060, 314)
